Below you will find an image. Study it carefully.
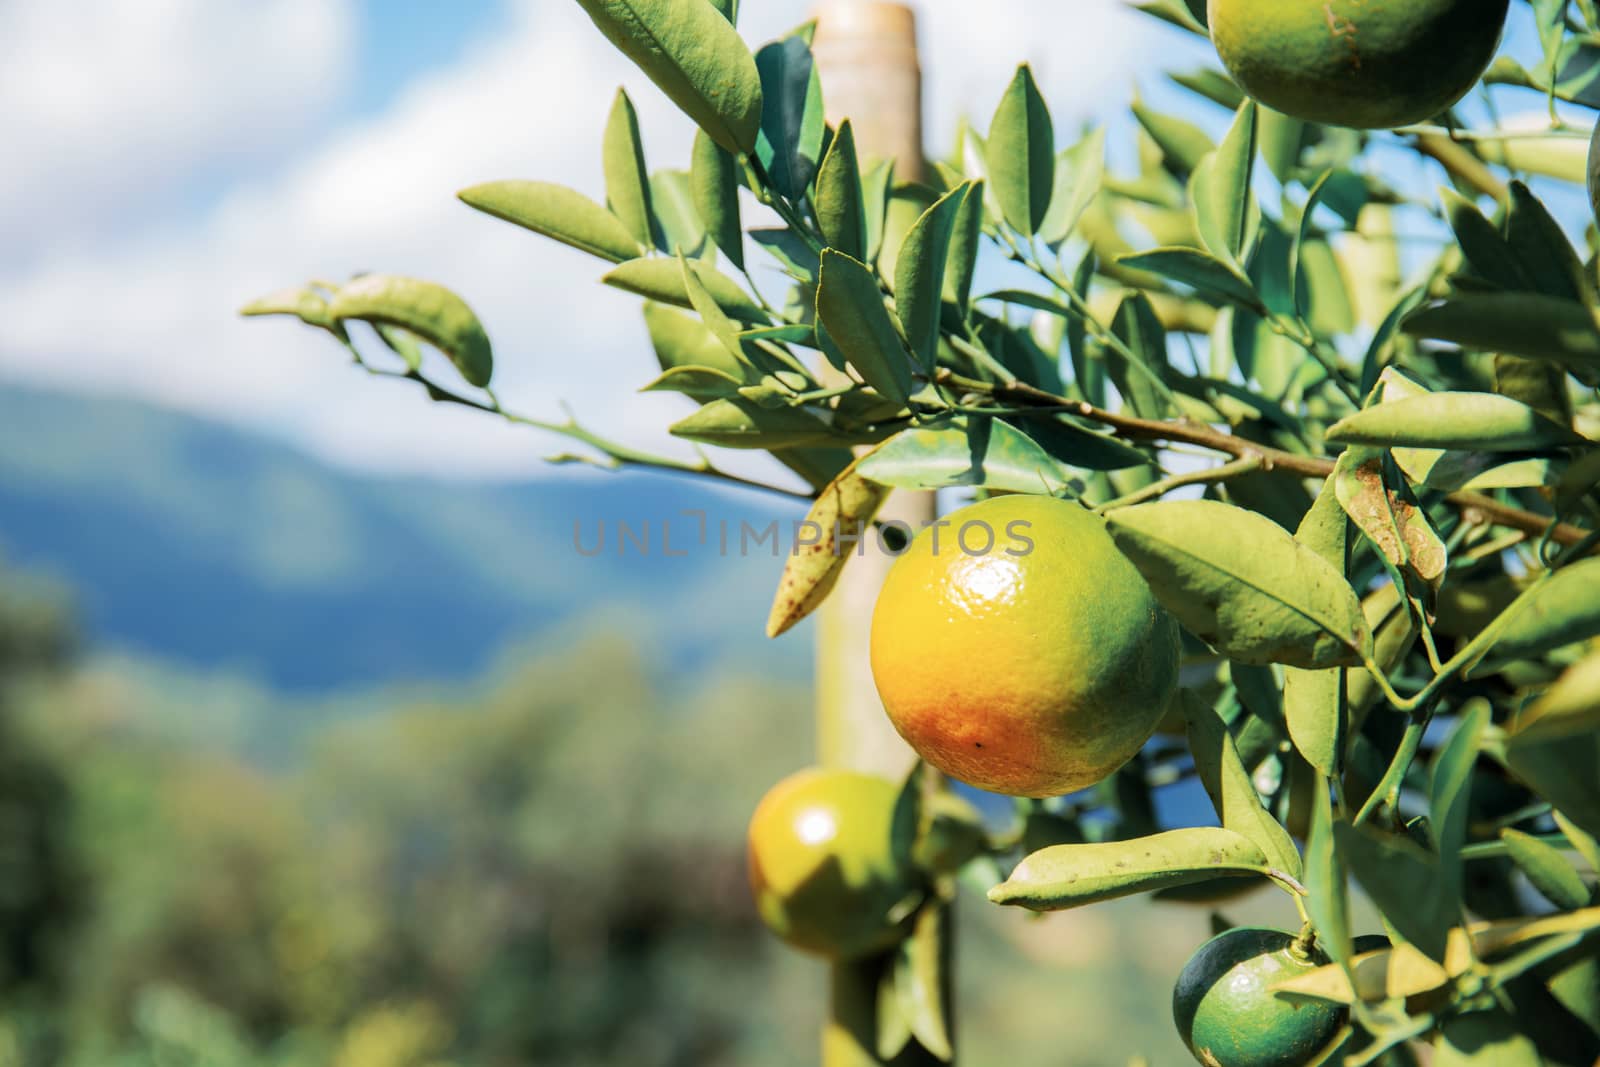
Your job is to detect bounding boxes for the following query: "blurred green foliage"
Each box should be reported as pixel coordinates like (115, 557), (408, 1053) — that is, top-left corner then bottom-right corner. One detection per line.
(0, 562), (1214, 1066)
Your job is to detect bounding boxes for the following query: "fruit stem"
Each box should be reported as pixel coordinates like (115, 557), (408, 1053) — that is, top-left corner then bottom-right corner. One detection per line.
(1289, 919), (1319, 963)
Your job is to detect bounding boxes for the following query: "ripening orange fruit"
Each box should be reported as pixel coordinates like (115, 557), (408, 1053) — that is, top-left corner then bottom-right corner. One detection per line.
(869, 495), (1179, 798)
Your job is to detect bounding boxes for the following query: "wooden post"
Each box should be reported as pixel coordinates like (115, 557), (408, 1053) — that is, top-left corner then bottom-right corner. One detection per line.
(810, 6), (950, 1065)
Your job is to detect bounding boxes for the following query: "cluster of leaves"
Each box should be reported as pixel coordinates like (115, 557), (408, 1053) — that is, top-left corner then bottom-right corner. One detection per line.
(243, 0), (1600, 1061)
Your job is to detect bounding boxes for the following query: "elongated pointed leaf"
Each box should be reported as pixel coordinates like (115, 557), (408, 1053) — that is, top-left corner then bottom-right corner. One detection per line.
(1117, 248), (1265, 311)
(1334, 822), (1453, 961)
(649, 168), (708, 257)
(458, 180), (642, 262)
(1183, 693), (1302, 877)
(1284, 480), (1349, 777)
(816, 250), (912, 406)
(944, 178), (985, 312)
(986, 64), (1054, 234)
(1131, 101), (1214, 175)
(815, 119), (865, 259)
(1442, 186), (1530, 291)
(1431, 700), (1489, 916)
(766, 459), (890, 637)
(1481, 557), (1600, 666)
(1108, 292), (1176, 417)
(754, 35), (825, 199)
(603, 257), (769, 323)
(862, 159), (895, 264)
(640, 363), (743, 398)
(1192, 101), (1258, 270)
(1502, 828), (1591, 910)
(1515, 651), (1600, 741)
(855, 418), (1075, 495)
(328, 274), (493, 387)
(603, 88), (655, 248)
(1504, 731), (1600, 841)
(1505, 180), (1585, 302)
(669, 396), (836, 449)
(642, 300), (749, 381)
(893, 906), (952, 1061)
(240, 285), (348, 340)
(1403, 294), (1600, 374)
(894, 183), (971, 374)
(1105, 500), (1369, 669)
(575, 0), (762, 154)
(1304, 786), (1354, 973)
(1327, 392), (1586, 451)
(690, 130), (743, 270)
(987, 827), (1271, 911)
(1039, 129), (1105, 244)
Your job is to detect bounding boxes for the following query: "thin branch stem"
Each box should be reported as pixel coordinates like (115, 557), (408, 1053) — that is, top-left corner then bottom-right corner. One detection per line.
(1096, 455), (1263, 511)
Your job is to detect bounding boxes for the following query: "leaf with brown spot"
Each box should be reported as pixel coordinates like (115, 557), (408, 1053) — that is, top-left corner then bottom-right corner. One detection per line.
(765, 457), (890, 638)
(1333, 448), (1447, 606)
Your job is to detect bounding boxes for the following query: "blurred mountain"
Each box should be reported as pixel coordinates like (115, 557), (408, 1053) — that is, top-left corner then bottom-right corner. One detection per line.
(0, 386), (811, 693)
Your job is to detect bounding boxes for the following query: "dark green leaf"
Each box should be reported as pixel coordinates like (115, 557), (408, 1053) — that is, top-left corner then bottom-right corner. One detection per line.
(574, 0), (763, 153)
(1105, 500), (1369, 669)
(458, 180), (642, 262)
(894, 183), (971, 374)
(1501, 828), (1591, 910)
(1441, 187), (1529, 291)
(986, 64), (1054, 234)
(1403, 294), (1600, 375)
(1108, 292), (1176, 418)
(328, 274), (493, 387)
(649, 168), (708, 257)
(861, 159), (895, 265)
(1334, 822), (1454, 961)
(1505, 180), (1585, 302)
(1305, 785), (1354, 972)
(1430, 700), (1489, 916)
(1004, 413), (1149, 471)
(816, 249), (912, 406)
(1116, 247), (1265, 311)
(815, 118), (865, 259)
(987, 827), (1271, 911)
(944, 179), (985, 313)
(690, 130), (744, 270)
(1131, 101), (1214, 175)
(1503, 732), (1600, 842)
(754, 35), (825, 199)
(1183, 693), (1302, 876)
(750, 228), (819, 282)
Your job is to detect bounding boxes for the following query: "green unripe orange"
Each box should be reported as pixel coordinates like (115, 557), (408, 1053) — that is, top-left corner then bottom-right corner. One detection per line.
(869, 495), (1179, 798)
(746, 768), (920, 961)
(1207, 0), (1510, 129)
(1173, 927), (1347, 1067)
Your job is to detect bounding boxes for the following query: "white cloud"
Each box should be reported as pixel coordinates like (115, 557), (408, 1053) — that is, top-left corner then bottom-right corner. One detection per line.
(0, 0), (1161, 479)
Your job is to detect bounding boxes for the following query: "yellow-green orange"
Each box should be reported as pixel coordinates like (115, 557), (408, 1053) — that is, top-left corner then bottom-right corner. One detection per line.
(869, 495), (1179, 798)
(1208, 0), (1510, 129)
(1173, 928), (1346, 1067)
(746, 768), (919, 961)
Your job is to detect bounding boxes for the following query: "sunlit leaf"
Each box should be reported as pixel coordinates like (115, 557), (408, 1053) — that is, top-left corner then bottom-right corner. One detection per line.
(328, 274), (493, 388)
(458, 180), (643, 263)
(986, 64), (1054, 234)
(855, 418), (1076, 495)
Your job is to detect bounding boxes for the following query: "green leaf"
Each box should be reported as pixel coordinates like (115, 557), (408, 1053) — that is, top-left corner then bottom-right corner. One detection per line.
(1334, 822), (1453, 961)
(1183, 693), (1302, 877)
(892, 906), (952, 1061)
(1503, 731), (1600, 842)
(1191, 101), (1258, 271)
(642, 300), (748, 381)
(749, 228), (818, 282)
(861, 159), (896, 265)
(1480, 558), (1600, 666)
(1326, 392), (1586, 452)
(1104, 500), (1369, 670)
(1430, 700), (1489, 916)
(1108, 292), (1176, 418)
(603, 257), (770, 323)
(893, 183), (971, 374)
(875, 967), (913, 1062)
(1514, 651), (1600, 742)
(1283, 479), (1349, 777)
(328, 274), (493, 388)
(1403, 294), (1600, 375)
(690, 129), (743, 270)
(371, 323), (424, 371)
(574, 0), (762, 154)
(649, 168), (708, 257)
(239, 285), (347, 340)
(640, 364), (743, 398)
(602, 88), (655, 249)
(766, 458), (889, 637)
(668, 396), (836, 449)
(1131, 101), (1214, 175)
(1116, 248), (1265, 311)
(855, 418), (1076, 495)
(815, 118), (866, 259)
(1441, 186), (1530, 291)
(986, 64), (1054, 234)
(1004, 414), (1150, 472)
(1501, 828), (1591, 910)
(987, 827), (1271, 911)
(457, 180), (642, 262)
(815, 249), (912, 407)
(1039, 128), (1105, 245)
(1304, 785), (1354, 973)
(754, 35), (825, 200)
(1434, 1010), (1543, 1067)
(1505, 180), (1585, 302)
(1333, 448), (1448, 601)
(944, 179), (985, 313)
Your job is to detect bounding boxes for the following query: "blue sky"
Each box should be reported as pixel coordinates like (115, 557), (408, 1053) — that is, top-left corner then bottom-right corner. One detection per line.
(0, 2), (1579, 481)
